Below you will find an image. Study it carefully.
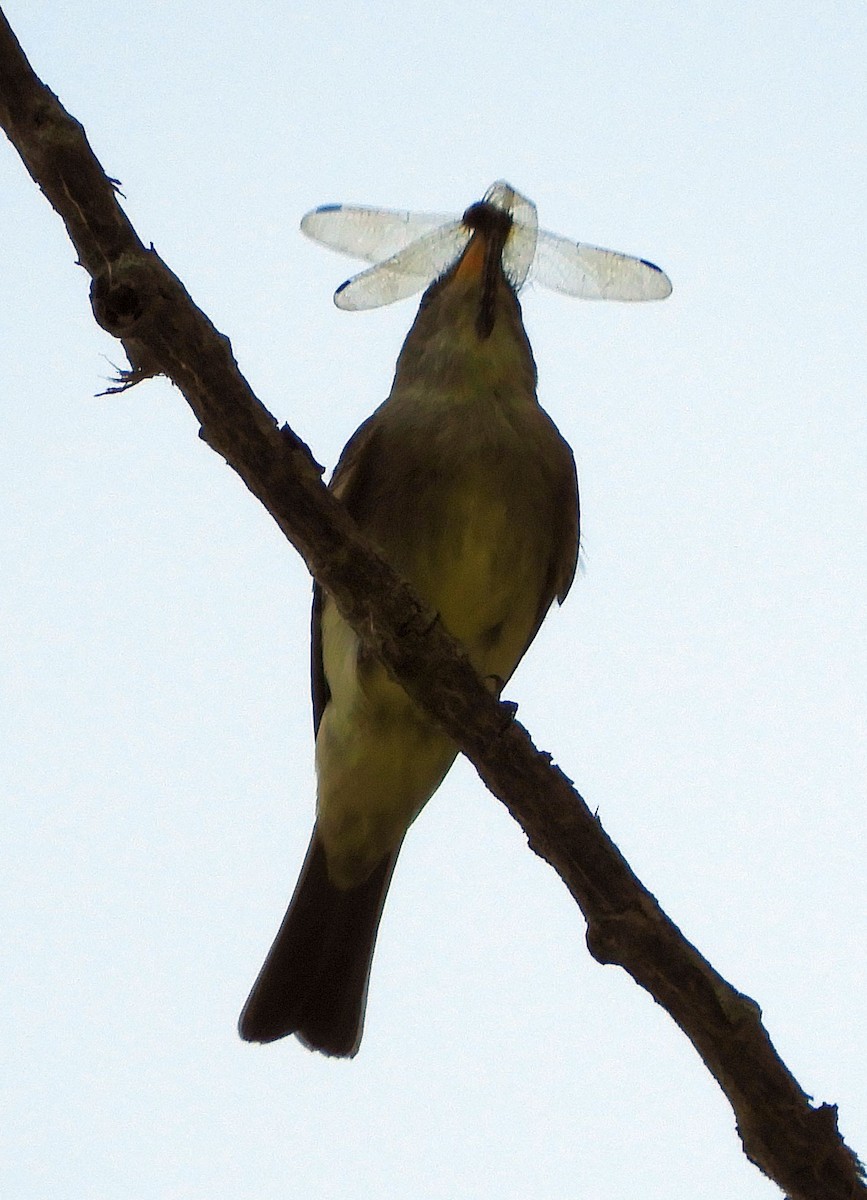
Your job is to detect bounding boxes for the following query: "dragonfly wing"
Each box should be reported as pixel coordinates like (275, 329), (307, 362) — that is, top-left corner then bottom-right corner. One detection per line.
(301, 204), (455, 265)
(334, 221), (470, 310)
(303, 184), (672, 306)
(485, 181), (538, 289)
(532, 230), (672, 301)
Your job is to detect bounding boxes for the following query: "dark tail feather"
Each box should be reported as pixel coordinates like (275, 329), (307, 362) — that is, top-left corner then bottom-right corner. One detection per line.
(238, 829), (398, 1057)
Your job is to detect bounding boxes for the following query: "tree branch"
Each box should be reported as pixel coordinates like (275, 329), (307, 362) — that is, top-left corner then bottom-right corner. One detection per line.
(0, 10), (862, 1198)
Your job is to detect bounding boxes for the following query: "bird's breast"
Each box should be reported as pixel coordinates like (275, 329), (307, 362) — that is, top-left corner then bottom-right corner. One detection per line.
(367, 403), (560, 680)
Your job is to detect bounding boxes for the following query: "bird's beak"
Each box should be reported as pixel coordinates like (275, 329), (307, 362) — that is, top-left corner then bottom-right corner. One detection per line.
(455, 202), (513, 339)
(453, 230), (489, 284)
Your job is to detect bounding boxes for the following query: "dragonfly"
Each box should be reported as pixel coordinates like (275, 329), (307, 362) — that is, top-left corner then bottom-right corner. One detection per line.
(300, 180), (672, 311)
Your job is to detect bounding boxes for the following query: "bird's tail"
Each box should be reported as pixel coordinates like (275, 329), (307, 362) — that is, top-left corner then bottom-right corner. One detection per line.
(238, 828), (398, 1057)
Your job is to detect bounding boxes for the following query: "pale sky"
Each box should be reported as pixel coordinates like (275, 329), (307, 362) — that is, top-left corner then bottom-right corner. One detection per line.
(2, 3), (865, 1199)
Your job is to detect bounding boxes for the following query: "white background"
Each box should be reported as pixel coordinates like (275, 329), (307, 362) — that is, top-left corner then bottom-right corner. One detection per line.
(2, 3), (864, 1198)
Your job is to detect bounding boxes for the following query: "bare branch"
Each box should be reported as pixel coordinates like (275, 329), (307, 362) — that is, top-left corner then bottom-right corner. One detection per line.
(0, 10), (862, 1197)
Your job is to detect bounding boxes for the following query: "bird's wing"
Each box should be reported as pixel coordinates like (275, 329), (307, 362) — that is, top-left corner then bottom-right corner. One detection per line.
(310, 582), (328, 736)
(552, 448), (580, 604)
(311, 412), (386, 732)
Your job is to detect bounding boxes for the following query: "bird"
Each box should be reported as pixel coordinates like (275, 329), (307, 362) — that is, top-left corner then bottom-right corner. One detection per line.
(238, 182), (665, 1056)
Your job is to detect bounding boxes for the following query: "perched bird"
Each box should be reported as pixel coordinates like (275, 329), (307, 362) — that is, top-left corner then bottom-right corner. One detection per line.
(239, 184), (667, 1056)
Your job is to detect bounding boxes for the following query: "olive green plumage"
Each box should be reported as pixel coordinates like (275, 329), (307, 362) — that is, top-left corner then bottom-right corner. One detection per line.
(239, 213), (579, 1056)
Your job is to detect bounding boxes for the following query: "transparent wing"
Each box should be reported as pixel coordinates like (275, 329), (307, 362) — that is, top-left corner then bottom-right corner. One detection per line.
(335, 220), (470, 310)
(302, 183), (672, 307)
(485, 180), (539, 290)
(531, 229), (672, 301)
(300, 204), (454, 265)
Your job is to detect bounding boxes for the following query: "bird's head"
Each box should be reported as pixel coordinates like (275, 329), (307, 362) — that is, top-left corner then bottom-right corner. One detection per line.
(392, 199), (536, 393)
